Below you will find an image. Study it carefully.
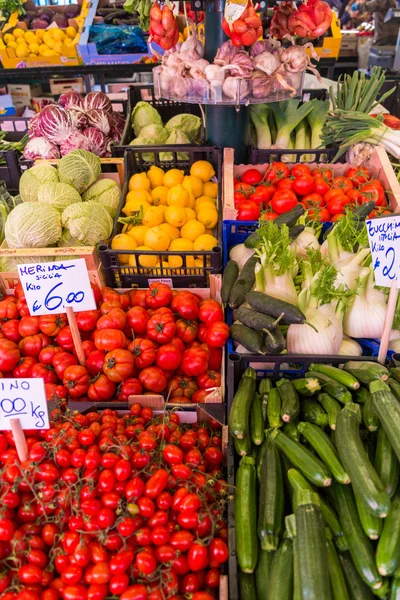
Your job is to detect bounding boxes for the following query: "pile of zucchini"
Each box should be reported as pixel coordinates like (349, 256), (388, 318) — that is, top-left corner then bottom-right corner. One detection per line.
(230, 361), (400, 599)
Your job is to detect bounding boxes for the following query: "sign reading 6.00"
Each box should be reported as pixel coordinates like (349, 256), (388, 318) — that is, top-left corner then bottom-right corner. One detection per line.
(18, 259), (96, 316)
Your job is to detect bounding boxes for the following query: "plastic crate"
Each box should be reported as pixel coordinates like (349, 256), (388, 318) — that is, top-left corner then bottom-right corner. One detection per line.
(0, 146), (23, 190)
(99, 145), (223, 288)
(248, 146), (345, 167)
(112, 84), (204, 158)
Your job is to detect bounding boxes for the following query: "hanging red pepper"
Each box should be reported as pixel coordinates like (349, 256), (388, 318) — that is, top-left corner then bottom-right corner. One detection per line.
(222, 0), (262, 47)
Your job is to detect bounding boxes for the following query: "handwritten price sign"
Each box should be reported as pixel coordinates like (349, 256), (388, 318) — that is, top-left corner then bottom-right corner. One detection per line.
(18, 258), (96, 316)
(0, 379), (49, 430)
(366, 215), (400, 288)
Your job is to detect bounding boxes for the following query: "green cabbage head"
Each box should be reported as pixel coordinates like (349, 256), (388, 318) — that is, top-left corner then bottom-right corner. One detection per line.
(58, 149), (101, 194)
(82, 178), (121, 218)
(61, 201), (113, 245)
(58, 229), (88, 247)
(19, 165), (59, 203)
(38, 182), (82, 213)
(5, 203), (62, 248)
(131, 102), (162, 137)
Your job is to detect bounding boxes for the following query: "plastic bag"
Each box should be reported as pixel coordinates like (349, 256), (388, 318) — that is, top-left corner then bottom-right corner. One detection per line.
(89, 24), (148, 55)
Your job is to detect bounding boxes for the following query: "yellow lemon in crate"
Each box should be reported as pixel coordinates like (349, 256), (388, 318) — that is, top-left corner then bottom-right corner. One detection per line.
(203, 181), (218, 198)
(197, 206), (218, 229)
(153, 261), (170, 275)
(3, 33), (15, 44)
(163, 169), (184, 188)
(183, 175), (203, 199)
(167, 185), (189, 208)
(35, 29), (45, 40)
(190, 160), (215, 183)
(111, 234), (137, 264)
(24, 31), (38, 44)
(129, 246), (157, 269)
(126, 188), (152, 203)
(147, 166), (165, 189)
(165, 206), (187, 228)
(129, 173), (150, 192)
(159, 223), (179, 241)
(7, 41), (17, 49)
(185, 208), (196, 221)
(53, 41), (64, 54)
(144, 226), (170, 252)
(193, 234), (218, 252)
(127, 225), (149, 246)
(15, 46), (29, 58)
(169, 238), (194, 268)
(123, 198), (150, 216)
(142, 206), (164, 228)
(151, 186), (169, 206)
(181, 219), (206, 242)
(66, 26), (77, 39)
(13, 28), (25, 39)
(39, 44), (49, 56)
(16, 37), (27, 45)
(29, 43), (40, 54)
(51, 29), (65, 42)
(195, 195), (216, 211)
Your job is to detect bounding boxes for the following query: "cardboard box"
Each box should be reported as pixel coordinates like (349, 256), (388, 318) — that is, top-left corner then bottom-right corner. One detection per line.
(49, 77), (92, 95)
(7, 83), (42, 108)
(0, 94), (16, 116)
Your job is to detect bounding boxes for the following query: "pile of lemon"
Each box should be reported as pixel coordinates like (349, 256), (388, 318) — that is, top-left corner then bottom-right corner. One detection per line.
(3, 26), (78, 59)
(111, 161), (219, 273)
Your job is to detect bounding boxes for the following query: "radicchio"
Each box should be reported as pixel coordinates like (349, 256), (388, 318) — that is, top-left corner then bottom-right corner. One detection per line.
(86, 109), (112, 136)
(108, 112), (125, 143)
(38, 105), (73, 144)
(59, 90), (84, 109)
(84, 92), (113, 114)
(66, 108), (89, 131)
(81, 127), (107, 157)
(23, 137), (60, 161)
(60, 131), (92, 156)
(28, 114), (42, 139)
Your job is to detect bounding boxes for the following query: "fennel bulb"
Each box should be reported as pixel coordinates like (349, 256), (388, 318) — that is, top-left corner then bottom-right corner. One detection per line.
(389, 339), (400, 353)
(255, 262), (298, 305)
(335, 248), (370, 290)
(287, 302), (343, 355)
(338, 335), (362, 356)
(343, 267), (387, 339)
(229, 244), (254, 271)
(290, 226), (320, 260)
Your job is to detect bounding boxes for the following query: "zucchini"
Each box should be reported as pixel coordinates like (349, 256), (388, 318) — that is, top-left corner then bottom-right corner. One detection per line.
(259, 377), (272, 425)
(310, 363), (360, 390)
(259, 378), (272, 395)
(229, 367), (257, 439)
(301, 397), (329, 428)
(236, 305), (280, 332)
(274, 205), (305, 228)
(390, 576), (400, 600)
(250, 392), (264, 446)
(255, 548), (273, 599)
(354, 491), (382, 540)
(267, 388), (282, 429)
(297, 421), (350, 484)
(292, 377), (321, 396)
(336, 403), (390, 518)
(390, 366), (400, 384)
(293, 532), (301, 600)
(256, 437), (269, 482)
(355, 387), (370, 403)
(339, 552), (375, 600)
(362, 391), (380, 432)
(243, 230), (260, 249)
(370, 380), (400, 463)
(306, 371), (352, 404)
(230, 323), (265, 355)
(317, 393), (341, 430)
(283, 422), (299, 442)
(288, 224), (305, 239)
(235, 456), (258, 573)
(258, 437), (284, 551)
(388, 376), (400, 401)
(267, 539), (293, 600)
(332, 483), (382, 590)
(238, 571), (257, 600)
(221, 260), (239, 306)
(246, 291), (307, 325)
(327, 535), (350, 600)
(343, 361), (389, 385)
(277, 380), (299, 423)
(376, 491), (400, 577)
(228, 255), (259, 309)
(375, 427), (399, 498)
(295, 490), (332, 600)
(234, 434), (252, 456)
(263, 327), (286, 354)
(270, 429), (332, 487)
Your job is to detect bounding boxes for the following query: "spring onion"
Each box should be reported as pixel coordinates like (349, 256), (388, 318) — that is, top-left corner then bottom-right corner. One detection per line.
(331, 67), (395, 114)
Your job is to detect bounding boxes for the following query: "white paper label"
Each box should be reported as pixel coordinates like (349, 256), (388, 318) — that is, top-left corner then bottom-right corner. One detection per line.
(366, 215), (400, 287)
(148, 278), (173, 287)
(18, 258), (96, 316)
(0, 379), (49, 430)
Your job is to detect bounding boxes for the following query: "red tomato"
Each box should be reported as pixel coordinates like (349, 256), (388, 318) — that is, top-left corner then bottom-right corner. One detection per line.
(265, 162), (290, 182)
(313, 175), (330, 196)
(205, 322), (229, 348)
(12, 356), (37, 378)
(307, 207), (331, 222)
(18, 316), (40, 337)
(170, 292), (199, 320)
(45, 383), (67, 402)
(359, 181), (385, 206)
(249, 184), (276, 206)
(241, 168), (263, 185)
(63, 365), (90, 398)
(0, 300), (18, 321)
(93, 329), (127, 351)
(1, 319), (21, 343)
(188, 543), (208, 571)
(103, 349), (134, 383)
(237, 200), (260, 221)
(324, 188), (347, 204)
(126, 307), (148, 335)
(345, 166), (371, 185)
(327, 196), (351, 216)
(302, 193), (325, 207)
(175, 319), (198, 344)
(117, 378), (142, 401)
(292, 174), (315, 196)
(31, 363), (58, 384)
(86, 350), (106, 376)
(146, 314), (176, 344)
(291, 164), (311, 177)
(56, 326), (74, 352)
(38, 314), (67, 337)
(346, 188), (361, 203)
(198, 299), (223, 325)
(277, 178), (294, 190)
(234, 181), (254, 197)
(271, 189), (298, 214)
(76, 310), (101, 332)
(0, 339), (20, 371)
(197, 370), (221, 389)
(332, 176), (353, 194)
(39, 345), (62, 365)
(181, 348), (208, 377)
(139, 367), (167, 393)
(88, 374), (116, 401)
(260, 211), (278, 221)
(144, 282), (172, 309)
(19, 333), (50, 358)
(209, 538), (229, 564)
(168, 375), (198, 400)
(53, 352), (78, 379)
(129, 338), (156, 369)
(156, 344), (182, 371)
(96, 309), (127, 332)
(313, 167), (333, 181)
(234, 191), (246, 207)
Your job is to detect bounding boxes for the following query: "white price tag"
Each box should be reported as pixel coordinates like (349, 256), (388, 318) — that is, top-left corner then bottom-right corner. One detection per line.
(18, 258), (96, 316)
(148, 278), (173, 287)
(0, 379), (49, 430)
(366, 215), (400, 287)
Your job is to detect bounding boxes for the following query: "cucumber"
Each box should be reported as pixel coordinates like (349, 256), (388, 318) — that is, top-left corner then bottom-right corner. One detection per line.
(229, 367), (257, 440)
(230, 323), (265, 354)
(376, 491), (400, 577)
(355, 387), (370, 403)
(250, 392), (264, 446)
(390, 576), (400, 600)
(234, 434), (252, 456)
(295, 490), (332, 600)
(301, 397), (329, 428)
(270, 429), (332, 487)
(317, 393), (341, 430)
(256, 437), (269, 482)
(228, 255), (259, 309)
(277, 380), (299, 423)
(274, 205), (305, 228)
(354, 491), (382, 540)
(267, 539), (294, 600)
(310, 363), (360, 390)
(388, 376), (400, 401)
(263, 327), (285, 354)
(343, 361), (389, 384)
(390, 367), (400, 384)
(283, 422), (299, 442)
(259, 377), (272, 424)
(246, 291), (307, 325)
(362, 391), (380, 432)
(235, 456), (258, 573)
(306, 371), (352, 404)
(236, 305), (280, 332)
(267, 388), (282, 429)
(238, 571), (257, 600)
(332, 483), (383, 590)
(370, 380), (400, 463)
(288, 224), (305, 239)
(327, 536), (350, 600)
(375, 427), (399, 498)
(292, 377), (321, 396)
(221, 260), (239, 306)
(255, 548), (273, 599)
(297, 421), (350, 484)
(339, 553), (375, 600)
(258, 437), (284, 551)
(336, 403), (390, 518)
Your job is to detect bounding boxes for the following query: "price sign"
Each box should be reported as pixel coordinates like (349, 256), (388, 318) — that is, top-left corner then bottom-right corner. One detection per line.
(366, 215), (400, 287)
(18, 259), (96, 316)
(0, 379), (49, 431)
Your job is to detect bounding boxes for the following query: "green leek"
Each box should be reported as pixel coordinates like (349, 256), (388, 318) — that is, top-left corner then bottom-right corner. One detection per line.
(307, 99), (329, 149)
(270, 100), (314, 149)
(250, 105), (271, 150)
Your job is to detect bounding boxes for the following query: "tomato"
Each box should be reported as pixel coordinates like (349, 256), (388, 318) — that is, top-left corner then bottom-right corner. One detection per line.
(146, 313), (176, 344)
(88, 374), (116, 401)
(271, 189), (298, 214)
(76, 310), (101, 332)
(96, 309), (127, 332)
(324, 188), (347, 204)
(39, 314), (67, 337)
(145, 283), (172, 309)
(1, 319), (21, 343)
(0, 518), (14, 540)
(206, 321), (229, 348)
(170, 293), (199, 320)
(139, 367), (167, 393)
(181, 347), (208, 377)
(249, 184), (276, 206)
(302, 193), (324, 207)
(265, 162), (290, 182)
(237, 200), (260, 220)
(359, 181), (385, 206)
(313, 175), (330, 196)
(120, 585), (148, 600)
(129, 338), (156, 369)
(197, 370), (221, 389)
(39, 345), (62, 366)
(0, 300), (18, 322)
(19, 333), (50, 358)
(345, 166), (371, 184)
(168, 375), (198, 400)
(93, 329), (127, 351)
(291, 164), (311, 177)
(327, 196), (351, 216)
(31, 363), (58, 384)
(86, 350), (106, 376)
(307, 207), (331, 222)
(0, 339), (20, 371)
(103, 349), (134, 383)
(313, 167), (333, 181)
(346, 188), (361, 203)
(241, 168), (263, 185)
(18, 316), (40, 337)
(63, 585), (88, 600)
(292, 174), (315, 196)
(332, 176), (353, 194)
(206, 569), (220, 589)
(53, 352), (78, 379)
(188, 543), (208, 571)
(198, 299), (223, 326)
(63, 365), (90, 398)
(117, 378), (142, 401)
(12, 356), (37, 378)
(234, 191), (246, 207)
(156, 344), (182, 371)
(175, 319), (198, 344)
(234, 181), (254, 197)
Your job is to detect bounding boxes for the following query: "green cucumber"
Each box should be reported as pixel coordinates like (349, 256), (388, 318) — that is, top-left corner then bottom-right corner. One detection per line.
(292, 377), (321, 396)
(370, 380), (400, 463)
(234, 434), (252, 456)
(259, 377), (272, 424)
(301, 397), (329, 428)
(310, 363), (360, 390)
(283, 422), (299, 442)
(355, 387), (370, 403)
(362, 391), (380, 432)
(388, 376), (400, 401)
(293, 534), (301, 600)
(256, 437), (269, 482)
(236, 305), (280, 332)
(263, 327), (285, 354)
(339, 553), (375, 600)
(255, 548), (273, 599)
(270, 429), (332, 487)
(221, 260), (239, 306)
(267, 539), (294, 600)
(390, 366), (400, 384)
(332, 483), (382, 590)
(295, 490), (332, 600)
(375, 427), (399, 498)
(228, 255), (259, 309)
(246, 291), (307, 325)
(277, 380), (299, 423)
(229, 367), (257, 439)
(258, 437), (284, 551)
(274, 205), (305, 228)
(390, 576), (400, 600)
(317, 393), (341, 430)
(238, 571), (257, 600)
(267, 388), (282, 429)
(250, 392), (264, 446)
(354, 491), (382, 540)
(306, 371), (352, 404)
(343, 361), (389, 384)
(235, 456), (258, 573)
(230, 323), (265, 354)
(336, 403), (390, 518)
(376, 491), (400, 577)
(297, 421), (350, 484)
(327, 536), (350, 600)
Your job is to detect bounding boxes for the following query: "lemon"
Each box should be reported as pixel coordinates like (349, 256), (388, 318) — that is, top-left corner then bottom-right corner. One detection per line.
(38, 44), (49, 56)
(185, 208), (196, 221)
(190, 160), (215, 183)
(7, 41), (17, 49)
(165, 206), (187, 228)
(51, 29), (65, 42)
(122, 198), (150, 216)
(126, 225), (149, 246)
(152, 260), (170, 275)
(35, 29), (45, 40)
(168, 238), (194, 268)
(66, 26), (77, 39)
(43, 48), (57, 56)
(142, 206), (164, 228)
(28, 43), (40, 54)
(157, 205), (167, 219)
(43, 31), (53, 44)
(15, 46), (29, 58)
(144, 226), (170, 251)
(163, 168), (184, 188)
(126, 189), (152, 204)
(16, 37), (28, 45)
(151, 186), (169, 206)
(13, 28), (25, 39)
(44, 38), (56, 49)
(3, 33), (14, 44)
(180, 219), (206, 242)
(24, 31), (37, 44)
(193, 234), (218, 251)
(129, 172), (150, 192)
(111, 234), (137, 264)
(53, 41), (63, 54)
(183, 175), (203, 199)
(159, 223), (179, 241)
(196, 206), (218, 229)
(63, 38), (74, 47)
(147, 165), (165, 189)
(29, 53), (37, 58)
(195, 195), (216, 211)
(129, 246), (157, 268)
(167, 184), (189, 208)
(203, 181), (218, 198)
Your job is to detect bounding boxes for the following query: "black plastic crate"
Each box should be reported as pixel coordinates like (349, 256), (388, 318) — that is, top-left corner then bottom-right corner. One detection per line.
(99, 145), (223, 288)
(248, 145), (345, 165)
